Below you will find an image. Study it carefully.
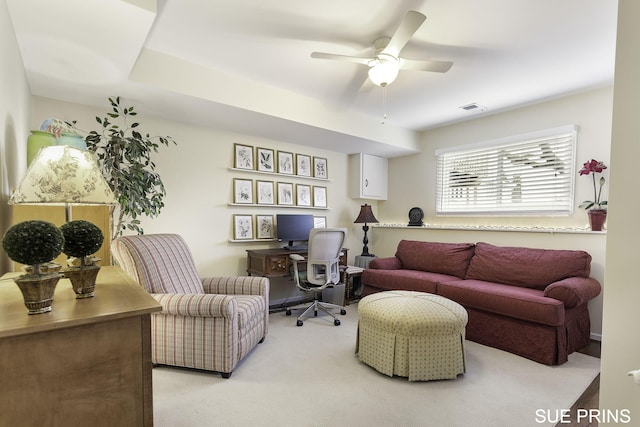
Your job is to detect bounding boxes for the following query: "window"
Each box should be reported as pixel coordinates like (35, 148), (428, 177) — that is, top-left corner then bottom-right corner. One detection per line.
(435, 125), (577, 215)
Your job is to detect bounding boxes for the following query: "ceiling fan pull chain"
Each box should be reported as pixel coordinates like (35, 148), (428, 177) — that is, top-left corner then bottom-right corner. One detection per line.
(382, 85), (388, 124)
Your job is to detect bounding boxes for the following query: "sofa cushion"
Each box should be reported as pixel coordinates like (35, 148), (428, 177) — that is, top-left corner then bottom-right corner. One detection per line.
(438, 279), (565, 326)
(465, 242), (592, 290)
(362, 269), (461, 294)
(394, 240), (475, 278)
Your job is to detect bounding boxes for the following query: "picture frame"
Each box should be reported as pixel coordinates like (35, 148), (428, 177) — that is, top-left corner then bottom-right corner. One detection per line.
(313, 186), (327, 208)
(256, 147), (275, 173)
(314, 216), (327, 229)
(313, 156), (328, 178)
(234, 143), (254, 170)
(277, 182), (294, 205)
(233, 178), (253, 204)
(296, 184), (311, 207)
(296, 154), (311, 177)
(277, 151), (294, 174)
(256, 180), (275, 205)
(256, 215), (275, 239)
(233, 214), (253, 240)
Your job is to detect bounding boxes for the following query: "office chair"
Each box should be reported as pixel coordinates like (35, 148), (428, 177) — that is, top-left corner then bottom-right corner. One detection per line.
(285, 228), (348, 326)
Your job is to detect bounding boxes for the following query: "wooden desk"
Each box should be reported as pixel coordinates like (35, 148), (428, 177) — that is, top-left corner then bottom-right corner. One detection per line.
(0, 266), (161, 427)
(246, 248), (348, 277)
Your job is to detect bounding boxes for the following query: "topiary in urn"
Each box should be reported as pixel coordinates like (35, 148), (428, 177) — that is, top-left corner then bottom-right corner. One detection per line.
(60, 220), (104, 298)
(1, 220), (64, 314)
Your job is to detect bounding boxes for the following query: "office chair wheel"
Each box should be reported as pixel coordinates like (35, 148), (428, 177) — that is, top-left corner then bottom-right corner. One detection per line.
(340, 309), (346, 315)
(297, 319), (304, 327)
(285, 309), (292, 316)
(334, 319), (341, 326)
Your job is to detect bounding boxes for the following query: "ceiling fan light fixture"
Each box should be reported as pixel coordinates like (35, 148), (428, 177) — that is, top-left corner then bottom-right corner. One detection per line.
(368, 55), (399, 87)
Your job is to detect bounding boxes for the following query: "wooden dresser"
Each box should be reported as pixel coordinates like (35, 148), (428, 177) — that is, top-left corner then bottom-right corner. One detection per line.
(0, 266), (161, 427)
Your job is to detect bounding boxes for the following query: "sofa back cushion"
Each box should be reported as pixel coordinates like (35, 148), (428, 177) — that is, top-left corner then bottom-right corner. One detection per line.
(394, 240), (475, 278)
(465, 242), (592, 290)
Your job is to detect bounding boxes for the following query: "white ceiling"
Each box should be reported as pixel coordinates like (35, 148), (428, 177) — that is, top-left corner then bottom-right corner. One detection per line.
(6, 0), (618, 157)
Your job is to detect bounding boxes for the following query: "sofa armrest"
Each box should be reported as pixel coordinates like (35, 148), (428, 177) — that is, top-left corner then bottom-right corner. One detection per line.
(369, 257), (402, 270)
(201, 276), (269, 297)
(543, 277), (602, 308)
(153, 293), (238, 318)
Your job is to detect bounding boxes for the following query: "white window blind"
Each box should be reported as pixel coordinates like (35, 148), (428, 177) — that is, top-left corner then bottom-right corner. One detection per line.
(435, 126), (577, 215)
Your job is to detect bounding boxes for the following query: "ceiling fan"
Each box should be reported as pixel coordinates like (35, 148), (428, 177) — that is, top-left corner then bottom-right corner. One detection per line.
(311, 11), (453, 87)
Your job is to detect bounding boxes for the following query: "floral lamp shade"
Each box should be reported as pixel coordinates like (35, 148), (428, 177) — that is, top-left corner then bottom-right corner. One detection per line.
(9, 146), (116, 206)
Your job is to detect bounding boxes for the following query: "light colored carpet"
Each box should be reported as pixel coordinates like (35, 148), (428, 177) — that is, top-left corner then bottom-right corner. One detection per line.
(153, 303), (600, 427)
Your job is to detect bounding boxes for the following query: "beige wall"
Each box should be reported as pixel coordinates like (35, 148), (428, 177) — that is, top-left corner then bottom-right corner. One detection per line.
(0, 0), (31, 274)
(599, 0), (640, 420)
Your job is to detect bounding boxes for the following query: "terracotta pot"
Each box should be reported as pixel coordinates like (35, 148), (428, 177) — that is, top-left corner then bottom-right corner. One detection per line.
(13, 273), (63, 314)
(588, 209), (607, 231)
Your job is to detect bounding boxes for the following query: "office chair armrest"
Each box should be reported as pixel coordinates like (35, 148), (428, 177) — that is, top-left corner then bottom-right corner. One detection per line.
(152, 293), (238, 318)
(201, 276), (270, 297)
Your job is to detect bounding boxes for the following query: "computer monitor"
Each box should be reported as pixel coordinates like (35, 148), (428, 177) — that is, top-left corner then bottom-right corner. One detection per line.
(276, 214), (314, 250)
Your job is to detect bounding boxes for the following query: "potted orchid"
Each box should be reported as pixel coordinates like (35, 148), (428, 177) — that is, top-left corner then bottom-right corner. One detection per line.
(578, 159), (608, 231)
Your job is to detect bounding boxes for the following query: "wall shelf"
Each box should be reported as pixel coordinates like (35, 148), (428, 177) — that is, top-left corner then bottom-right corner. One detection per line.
(373, 223), (606, 235)
(228, 168), (330, 182)
(227, 203), (329, 210)
(229, 239), (278, 243)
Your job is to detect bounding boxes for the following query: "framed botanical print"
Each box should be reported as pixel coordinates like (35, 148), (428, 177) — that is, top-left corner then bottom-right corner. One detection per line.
(313, 156), (328, 178)
(234, 143), (254, 170)
(277, 151), (294, 174)
(256, 180), (274, 205)
(256, 215), (275, 239)
(296, 154), (311, 177)
(277, 182), (294, 205)
(233, 178), (253, 204)
(313, 186), (327, 208)
(257, 147), (275, 172)
(314, 216), (327, 228)
(233, 215), (253, 240)
(296, 184), (311, 207)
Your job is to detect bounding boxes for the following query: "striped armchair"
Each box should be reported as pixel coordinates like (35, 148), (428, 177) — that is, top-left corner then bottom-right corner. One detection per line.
(111, 234), (269, 378)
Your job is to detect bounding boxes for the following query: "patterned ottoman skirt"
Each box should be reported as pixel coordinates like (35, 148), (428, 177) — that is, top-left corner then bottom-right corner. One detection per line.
(356, 290), (468, 381)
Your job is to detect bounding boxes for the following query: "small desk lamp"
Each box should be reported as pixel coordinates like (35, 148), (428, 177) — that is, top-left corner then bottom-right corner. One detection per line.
(8, 145), (117, 221)
(353, 203), (379, 257)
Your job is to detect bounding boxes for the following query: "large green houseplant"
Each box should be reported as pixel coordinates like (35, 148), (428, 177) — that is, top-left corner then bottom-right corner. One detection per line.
(84, 97), (176, 238)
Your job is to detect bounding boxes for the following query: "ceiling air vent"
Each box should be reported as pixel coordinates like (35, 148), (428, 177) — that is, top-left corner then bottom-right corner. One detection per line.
(459, 103), (487, 112)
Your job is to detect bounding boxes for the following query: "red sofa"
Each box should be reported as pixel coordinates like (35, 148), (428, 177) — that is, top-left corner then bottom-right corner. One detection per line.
(361, 240), (602, 365)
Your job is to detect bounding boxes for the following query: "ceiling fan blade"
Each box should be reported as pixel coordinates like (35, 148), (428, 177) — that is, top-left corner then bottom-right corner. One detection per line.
(399, 58), (453, 73)
(381, 10), (426, 57)
(311, 52), (371, 66)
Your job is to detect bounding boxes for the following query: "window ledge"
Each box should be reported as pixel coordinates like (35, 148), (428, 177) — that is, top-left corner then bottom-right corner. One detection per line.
(372, 223), (606, 235)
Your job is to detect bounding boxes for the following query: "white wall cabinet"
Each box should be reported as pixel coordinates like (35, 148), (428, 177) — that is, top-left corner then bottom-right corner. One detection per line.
(349, 153), (388, 200)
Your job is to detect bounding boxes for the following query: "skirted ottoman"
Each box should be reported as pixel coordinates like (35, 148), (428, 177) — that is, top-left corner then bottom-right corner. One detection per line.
(356, 291), (468, 381)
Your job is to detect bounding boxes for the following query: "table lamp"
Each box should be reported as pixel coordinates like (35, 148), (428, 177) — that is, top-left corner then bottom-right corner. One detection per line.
(353, 204), (379, 257)
(8, 145), (117, 221)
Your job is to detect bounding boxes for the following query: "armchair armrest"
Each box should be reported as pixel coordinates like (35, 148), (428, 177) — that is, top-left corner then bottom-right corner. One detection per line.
(153, 293), (238, 318)
(544, 277), (602, 308)
(369, 257), (402, 270)
(201, 276), (269, 297)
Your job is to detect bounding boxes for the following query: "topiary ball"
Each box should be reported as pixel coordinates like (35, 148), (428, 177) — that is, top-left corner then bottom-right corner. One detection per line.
(60, 220), (104, 258)
(2, 220), (64, 266)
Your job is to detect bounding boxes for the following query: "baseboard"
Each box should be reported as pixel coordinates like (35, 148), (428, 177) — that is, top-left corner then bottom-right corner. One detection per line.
(590, 332), (602, 341)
